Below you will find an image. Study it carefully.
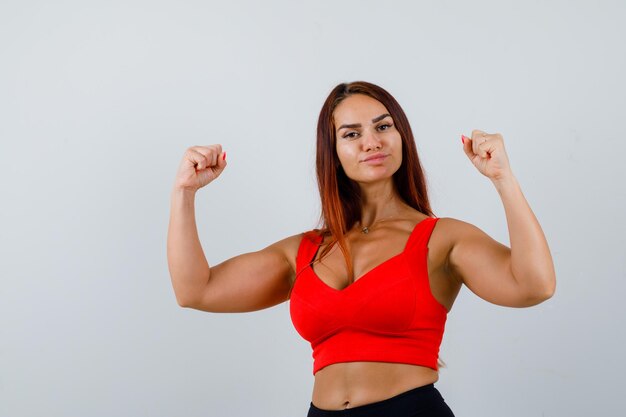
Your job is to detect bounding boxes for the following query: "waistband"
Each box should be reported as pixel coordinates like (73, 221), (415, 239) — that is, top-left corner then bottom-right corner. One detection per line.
(307, 383), (439, 417)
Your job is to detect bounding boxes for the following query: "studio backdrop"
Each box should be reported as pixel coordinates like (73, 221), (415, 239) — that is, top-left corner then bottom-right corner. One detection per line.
(1, 1), (624, 416)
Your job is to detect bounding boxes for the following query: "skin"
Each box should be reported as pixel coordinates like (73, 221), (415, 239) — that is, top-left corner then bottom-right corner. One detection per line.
(167, 94), (557, 411)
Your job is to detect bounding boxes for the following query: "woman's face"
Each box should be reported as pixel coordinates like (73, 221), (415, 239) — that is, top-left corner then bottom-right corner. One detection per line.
(333, 94), (402, 184)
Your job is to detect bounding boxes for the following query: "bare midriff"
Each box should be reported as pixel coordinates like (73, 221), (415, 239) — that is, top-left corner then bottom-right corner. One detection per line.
(311, 361), (439, 410)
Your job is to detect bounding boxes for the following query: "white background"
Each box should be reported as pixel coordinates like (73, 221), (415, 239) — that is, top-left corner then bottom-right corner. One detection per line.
(1, 1), (624, 416)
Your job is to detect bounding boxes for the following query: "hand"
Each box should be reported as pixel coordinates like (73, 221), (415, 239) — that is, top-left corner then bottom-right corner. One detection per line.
(173, 145), (227, 192)
(461, 130), (513, 182)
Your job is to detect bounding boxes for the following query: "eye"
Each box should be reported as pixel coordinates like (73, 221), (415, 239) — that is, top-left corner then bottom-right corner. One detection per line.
(343, 131), (359, 139)
(377, 123), (393, 131)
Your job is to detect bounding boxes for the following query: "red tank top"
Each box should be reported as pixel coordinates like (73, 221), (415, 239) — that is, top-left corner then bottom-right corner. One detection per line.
(289, 217), (448, 375)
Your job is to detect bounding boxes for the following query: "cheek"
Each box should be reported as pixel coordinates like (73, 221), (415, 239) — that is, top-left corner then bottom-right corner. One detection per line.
(393, 135), (403, 157)
(336, 144), (356, 165)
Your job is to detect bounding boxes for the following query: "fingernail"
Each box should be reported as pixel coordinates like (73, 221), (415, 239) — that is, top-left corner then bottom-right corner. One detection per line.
(222, 151), (226, 161)
(461, 135), (465, 144)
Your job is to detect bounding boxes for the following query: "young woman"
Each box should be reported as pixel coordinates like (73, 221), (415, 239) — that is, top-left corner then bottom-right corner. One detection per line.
(167, 81), (556, 416)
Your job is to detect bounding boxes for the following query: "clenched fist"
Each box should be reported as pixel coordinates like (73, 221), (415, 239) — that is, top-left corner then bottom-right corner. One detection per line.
(461, 130), (513, 182)
(173, 145), (227, 192)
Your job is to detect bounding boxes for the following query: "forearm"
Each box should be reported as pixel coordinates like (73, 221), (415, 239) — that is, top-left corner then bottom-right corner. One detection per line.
(167, 187), (211, 305)
(493, 175), (556, 298)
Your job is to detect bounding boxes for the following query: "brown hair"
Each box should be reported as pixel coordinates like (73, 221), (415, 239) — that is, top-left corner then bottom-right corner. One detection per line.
(314, 81), (435, 283)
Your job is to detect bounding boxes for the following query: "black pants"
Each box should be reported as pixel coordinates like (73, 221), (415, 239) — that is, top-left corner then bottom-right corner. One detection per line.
(307, 383), (455, 417)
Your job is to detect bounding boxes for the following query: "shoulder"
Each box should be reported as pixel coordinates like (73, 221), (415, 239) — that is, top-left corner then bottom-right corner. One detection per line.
(266, 229), (321, 272)
(433, 216), (481, 237)
(433, 217), (492, 248)
(432, 216), (507, 278)
(430, 216), (487, 251)
(267, 231), (310, 255)
(428, 217), (485, 273)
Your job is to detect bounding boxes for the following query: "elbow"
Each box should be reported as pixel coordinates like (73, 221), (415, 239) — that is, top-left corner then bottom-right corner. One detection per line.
(544, 279), (556, 300)
(541, 271), (557, 300)
(177, 298), (191, 308)
(526, 274), (556, 305)
(176, 297), (191, 308)
(532, 287), (554, 305)
(170, 279), (204, 309)
(174, 293), (197, 309)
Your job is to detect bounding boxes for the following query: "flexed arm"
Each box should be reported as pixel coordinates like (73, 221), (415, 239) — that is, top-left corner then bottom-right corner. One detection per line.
(446, 131), (556, 307)
(167, 145), (296, 312)
(167, 145), (227, 306)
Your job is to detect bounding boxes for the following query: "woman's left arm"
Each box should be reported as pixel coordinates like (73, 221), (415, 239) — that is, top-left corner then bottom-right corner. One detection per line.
(447, 131), (556, 308)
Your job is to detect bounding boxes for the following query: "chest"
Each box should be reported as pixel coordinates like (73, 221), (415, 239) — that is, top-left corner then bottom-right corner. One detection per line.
(311, 235), (409, 291)
(290, 245), (445, 344)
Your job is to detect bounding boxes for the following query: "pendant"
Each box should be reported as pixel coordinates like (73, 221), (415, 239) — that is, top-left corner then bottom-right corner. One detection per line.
(361, 227), (369, 234)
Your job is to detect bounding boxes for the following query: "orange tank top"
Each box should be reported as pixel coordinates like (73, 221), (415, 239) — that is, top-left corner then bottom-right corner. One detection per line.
(289, 217), (448, 375)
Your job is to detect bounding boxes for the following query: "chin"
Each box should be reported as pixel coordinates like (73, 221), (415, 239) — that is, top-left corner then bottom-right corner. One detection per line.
(355, 174), (396, 185)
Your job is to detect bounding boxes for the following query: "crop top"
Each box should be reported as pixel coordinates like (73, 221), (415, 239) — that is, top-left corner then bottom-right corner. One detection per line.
(289, 217), (448, 375)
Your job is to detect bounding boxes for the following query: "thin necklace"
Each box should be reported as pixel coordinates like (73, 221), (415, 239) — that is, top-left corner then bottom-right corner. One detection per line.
(359, 217), (397, 234)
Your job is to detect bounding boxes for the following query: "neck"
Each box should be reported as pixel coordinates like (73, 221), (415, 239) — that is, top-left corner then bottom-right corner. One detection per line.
(358, 180), (408, 226)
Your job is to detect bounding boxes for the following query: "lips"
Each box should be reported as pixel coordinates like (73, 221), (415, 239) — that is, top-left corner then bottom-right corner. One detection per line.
(362, 153), (388, 162)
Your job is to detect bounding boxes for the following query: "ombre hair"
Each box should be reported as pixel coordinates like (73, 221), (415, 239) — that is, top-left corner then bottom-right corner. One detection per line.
(314, 81), (435, 283)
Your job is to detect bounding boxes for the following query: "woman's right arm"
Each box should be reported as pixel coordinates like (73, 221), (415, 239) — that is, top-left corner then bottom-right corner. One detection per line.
(167, 145), (299, 313)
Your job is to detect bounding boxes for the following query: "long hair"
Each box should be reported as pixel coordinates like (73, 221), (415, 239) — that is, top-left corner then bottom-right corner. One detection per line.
(314, 81), (435, 283)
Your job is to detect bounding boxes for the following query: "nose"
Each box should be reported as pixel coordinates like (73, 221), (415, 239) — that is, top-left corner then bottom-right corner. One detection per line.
(362, 130), (383, 151)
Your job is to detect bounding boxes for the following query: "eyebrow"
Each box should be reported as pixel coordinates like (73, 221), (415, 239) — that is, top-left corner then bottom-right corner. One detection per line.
(337, 113), (391, 131)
